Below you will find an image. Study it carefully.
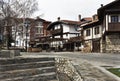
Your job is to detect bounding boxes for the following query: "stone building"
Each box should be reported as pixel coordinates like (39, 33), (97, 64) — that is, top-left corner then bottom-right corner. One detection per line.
(82, 0), (120, 53)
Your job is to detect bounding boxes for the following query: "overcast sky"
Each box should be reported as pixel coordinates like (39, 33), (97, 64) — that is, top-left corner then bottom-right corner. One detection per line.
(33, 0), (114, 21)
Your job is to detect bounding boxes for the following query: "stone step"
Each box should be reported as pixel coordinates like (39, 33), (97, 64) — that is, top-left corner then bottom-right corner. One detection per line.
(0, 66), (56, 79)
(0, 61), (55, 72)
(0, 72), (57, 81)
(0, 57), (55, 65)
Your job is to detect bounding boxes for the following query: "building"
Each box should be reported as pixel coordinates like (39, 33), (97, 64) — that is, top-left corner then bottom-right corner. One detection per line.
(82, 0), (120, 53)
(82, 17), (101, 52)
(29, 17), (51, 50)
(47, 17), (83, 51)
(11, 17), (51, 51)
(11, 18), (35, 50)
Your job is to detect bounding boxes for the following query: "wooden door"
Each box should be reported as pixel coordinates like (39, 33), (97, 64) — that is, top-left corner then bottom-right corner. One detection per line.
(92, 40), (100, 52)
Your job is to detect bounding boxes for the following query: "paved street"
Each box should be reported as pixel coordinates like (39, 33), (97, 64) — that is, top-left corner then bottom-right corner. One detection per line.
(21, 52), (120, 67)
(21, 52), (120, 81)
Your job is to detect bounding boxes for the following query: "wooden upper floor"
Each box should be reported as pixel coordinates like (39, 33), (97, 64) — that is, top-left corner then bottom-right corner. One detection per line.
(108, 23), (120, 31)
(47, 20), (80, 38)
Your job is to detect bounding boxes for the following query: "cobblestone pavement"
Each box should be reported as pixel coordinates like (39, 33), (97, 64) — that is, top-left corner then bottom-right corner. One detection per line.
(21, 52), (120, 81)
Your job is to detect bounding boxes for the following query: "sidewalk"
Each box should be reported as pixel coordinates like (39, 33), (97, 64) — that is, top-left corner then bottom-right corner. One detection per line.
(71, 59), (120, 81)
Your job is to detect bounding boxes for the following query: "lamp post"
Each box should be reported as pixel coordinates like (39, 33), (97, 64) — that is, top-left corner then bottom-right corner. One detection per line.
(24, 19), (30, 52)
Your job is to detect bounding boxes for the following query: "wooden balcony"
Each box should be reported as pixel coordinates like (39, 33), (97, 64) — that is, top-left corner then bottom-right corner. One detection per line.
(108, 23), (120, 31)
(50, 29), (62, 35)
(68, 36), (84, 42)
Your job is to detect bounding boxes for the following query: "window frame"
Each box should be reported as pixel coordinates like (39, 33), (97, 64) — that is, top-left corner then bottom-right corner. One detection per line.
(36, 27), (43, 34)
(94, 26), (100, 35)
(111, 15), (119, 23)
(86, 29), (91, 36)
(36, 21), (43, 34)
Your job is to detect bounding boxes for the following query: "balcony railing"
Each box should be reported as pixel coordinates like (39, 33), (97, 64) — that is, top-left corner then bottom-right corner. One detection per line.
(50, 29), (62, 35)
(108, 23), (120, 31)
(68, 36), (84, 42)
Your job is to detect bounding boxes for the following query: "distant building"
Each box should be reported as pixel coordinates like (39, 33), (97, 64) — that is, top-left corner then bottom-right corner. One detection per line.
(29, 17), (51, 50)
(11, 17), (50, 51)
(11, 18), (35, 49)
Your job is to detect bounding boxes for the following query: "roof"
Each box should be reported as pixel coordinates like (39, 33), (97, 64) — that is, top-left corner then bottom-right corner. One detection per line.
(82, 20), (100, 29)
(81, 17), (92, 22)
(98, 0), (120, 21)
(98, 0), (120, 10)
(47, 20), (81, 30)
(61, 20), (81, 25)
(80, 17), (92, 25)
(34, 17), (51, 23)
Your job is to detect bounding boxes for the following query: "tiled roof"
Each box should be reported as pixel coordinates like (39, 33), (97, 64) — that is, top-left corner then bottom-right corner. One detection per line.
(47, 17), (92, 30)
(82, 20), (100, 29)
(47, 20), (81, 30)
(81, 17), (92, 22)
(34, 17), (51, 23)
(61, 20), (81, 25)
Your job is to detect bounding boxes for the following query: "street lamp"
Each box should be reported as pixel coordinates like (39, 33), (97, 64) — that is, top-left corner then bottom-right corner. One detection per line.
(24, 19), (30, 52)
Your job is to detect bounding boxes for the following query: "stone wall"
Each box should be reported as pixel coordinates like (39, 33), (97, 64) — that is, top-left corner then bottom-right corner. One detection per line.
(83, 40), (92, 53)
(101, 38), (106, 53)
(105, 33), (120, 53)
(55, 58), (83, 81)
(0, 50), (20, 58)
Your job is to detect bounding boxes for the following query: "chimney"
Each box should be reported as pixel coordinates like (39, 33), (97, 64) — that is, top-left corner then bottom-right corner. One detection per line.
(57, 17), (60, 21)
(78, 15), (81, 21)
(92, 14), (98, 21)
(101, 4), (103, 7)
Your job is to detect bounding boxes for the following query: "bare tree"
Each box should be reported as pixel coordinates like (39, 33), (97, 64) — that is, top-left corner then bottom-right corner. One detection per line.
(0, 0), (38, 18)
(0, 0), (38, 49)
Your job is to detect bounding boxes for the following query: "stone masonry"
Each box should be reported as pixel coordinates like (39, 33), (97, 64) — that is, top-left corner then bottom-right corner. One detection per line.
(105, 33), (120, 53)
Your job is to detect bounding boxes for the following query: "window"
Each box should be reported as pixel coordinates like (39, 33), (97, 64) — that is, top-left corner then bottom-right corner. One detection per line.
(26, 33), (29, 36)
(18, 32), (21, 35)
(94, 27), (99, 35)
(66, 34), (68, 36)
(74, 27), (78, 31)
(55, 25), (60, 29)
(38, 22), (43, 26)
(36, 27), (43, 34)
(86, 29), (90, 36)
(16, 41), (18, 45)
(37, 22), (43, 28)
(111, 15), (119, 23)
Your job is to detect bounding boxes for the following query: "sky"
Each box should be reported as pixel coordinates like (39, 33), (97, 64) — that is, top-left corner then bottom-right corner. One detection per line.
(33, 0), (114, 21)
